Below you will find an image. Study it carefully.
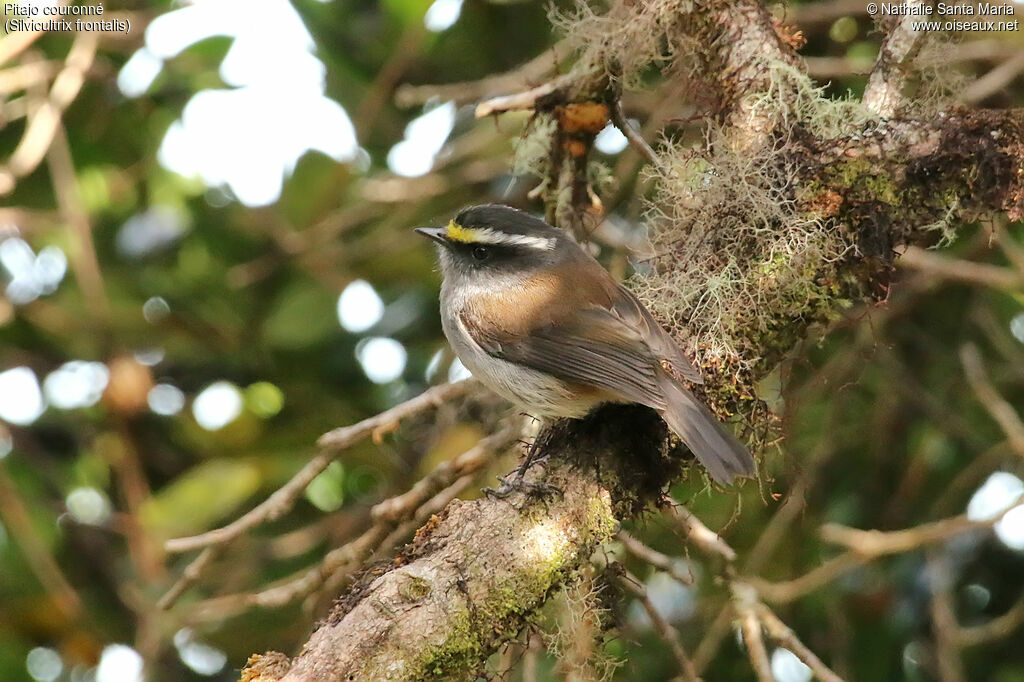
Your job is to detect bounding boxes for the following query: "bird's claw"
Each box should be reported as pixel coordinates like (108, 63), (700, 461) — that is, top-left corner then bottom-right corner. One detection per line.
(483, 474), (562, 501)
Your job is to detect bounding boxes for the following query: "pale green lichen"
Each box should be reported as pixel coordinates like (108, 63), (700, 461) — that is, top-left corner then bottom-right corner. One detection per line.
(544, 571), (621, 682)
(625, 60), (883, 428)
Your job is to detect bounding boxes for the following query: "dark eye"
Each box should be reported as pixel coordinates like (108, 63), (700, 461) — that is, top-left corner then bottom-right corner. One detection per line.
(472, 246), (491, 262)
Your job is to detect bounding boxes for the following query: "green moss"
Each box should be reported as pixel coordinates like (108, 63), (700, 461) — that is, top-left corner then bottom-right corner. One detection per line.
(820, 157), (901, 205)
(414, 603), (481, 679)
(396, 574), (432, 603)
(405, 492), (616, 679)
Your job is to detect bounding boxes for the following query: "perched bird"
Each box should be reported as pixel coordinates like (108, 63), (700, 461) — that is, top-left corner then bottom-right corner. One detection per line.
(416, 204), (754, 484)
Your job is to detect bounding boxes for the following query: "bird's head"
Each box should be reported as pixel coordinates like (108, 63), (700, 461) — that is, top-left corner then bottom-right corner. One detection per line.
(415, 204), (572, 284)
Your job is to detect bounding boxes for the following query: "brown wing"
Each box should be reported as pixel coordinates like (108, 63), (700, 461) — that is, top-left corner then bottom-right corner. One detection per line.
(461, 307), (668, 410)
(610, 284), (703, 385)
(457, 246), (702, 406)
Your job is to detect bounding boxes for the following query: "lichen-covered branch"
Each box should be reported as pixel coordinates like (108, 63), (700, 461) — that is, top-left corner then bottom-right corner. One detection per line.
(251, 405), (678, 682)
(278, 466), (615, 681)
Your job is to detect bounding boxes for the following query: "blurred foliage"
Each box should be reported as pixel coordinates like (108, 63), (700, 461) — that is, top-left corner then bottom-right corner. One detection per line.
(1, 1), (1023, 681)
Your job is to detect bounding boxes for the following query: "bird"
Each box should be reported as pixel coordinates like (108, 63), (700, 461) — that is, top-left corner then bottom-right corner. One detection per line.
(415, 204), (754, 485)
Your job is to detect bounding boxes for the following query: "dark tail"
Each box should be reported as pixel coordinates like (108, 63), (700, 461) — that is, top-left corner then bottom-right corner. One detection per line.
(657, 374), (755, 484)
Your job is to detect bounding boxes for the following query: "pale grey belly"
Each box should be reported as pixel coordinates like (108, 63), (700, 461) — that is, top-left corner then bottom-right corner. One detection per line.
(442, 312), (598, 419)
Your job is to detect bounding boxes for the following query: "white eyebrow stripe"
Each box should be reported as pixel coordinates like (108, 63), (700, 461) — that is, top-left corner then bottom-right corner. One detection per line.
(472, 227), (555, 250)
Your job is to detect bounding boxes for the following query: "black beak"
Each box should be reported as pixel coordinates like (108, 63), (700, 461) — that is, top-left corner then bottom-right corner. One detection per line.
(414, 227), (448, 246)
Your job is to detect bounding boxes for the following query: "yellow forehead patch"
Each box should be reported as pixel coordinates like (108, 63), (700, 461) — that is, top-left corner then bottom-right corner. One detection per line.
(443, 220), (480, 243)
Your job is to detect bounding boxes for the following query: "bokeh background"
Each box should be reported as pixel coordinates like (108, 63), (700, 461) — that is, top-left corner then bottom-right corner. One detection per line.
(2, 0), (1024, 680)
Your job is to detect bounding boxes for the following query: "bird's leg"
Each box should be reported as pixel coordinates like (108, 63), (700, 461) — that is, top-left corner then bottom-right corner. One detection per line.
(514, 435), (544, 479)
(484, 435), (561, 500)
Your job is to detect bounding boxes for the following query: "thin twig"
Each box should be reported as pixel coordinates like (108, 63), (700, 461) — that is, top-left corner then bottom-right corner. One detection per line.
(618, 567), (701, 682)
(618, 530), (694, 585)
(165, 380), (472, 555)
(475, 80), (563, 118)
(395, 41), (565, 108)
(662, 502), (737, 562)
(191, 469), (489, 621)
(48, 124), (111, 324)
(692, 484), (811, 672)
(742, 483), (807, 575)
(0, 22), (45, 66)
(821, 504), (1020, 556)
(956, 591), (1024, 647)
(807, 40), (1023, 79)
(960, 343), (1024, 460)
(179, 427), (513, 617)
(0, 33), (97, 194)
(734, 583), (774, 682)
(610, 99), (659, 166)
(371, 423), (518, 522)
(0, 461), (81, 619)
(899, 246), (1023, 292)
(962, 50), (1024, 105)
(186, 525), (387, 623)
(993, 222), (1024, 277)
(157, 547), (220, 611)
(0, 60), (60, 94)
(928, 552), (967, 682)
(693, 608), (734, 675)
(748, 552), (865, 604)
(756, 602), (845, 682)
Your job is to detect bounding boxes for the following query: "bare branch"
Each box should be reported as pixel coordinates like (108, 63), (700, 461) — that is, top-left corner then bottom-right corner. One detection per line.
(157, 546), (219, 611)
(610, 99), (659, 166)
(617, 566), (700, 682)
(371, 422), (518, 522)
(928, 552), (967, 682)
(178, 423), (514, 619)
(662, 503), (737, 562)
(48, 124), (110, 322)
(733, 583), (774, 682)
(0, 460), (81, 620)
(474, 80), (562, 119)
(821, 506), (1020, 556)
(960, 343), (1024, 460)
(0, 33), (97, 195)
(962, 50), (1024, 105)
(748, 552), (866, 604)
(395, 42), (565, 108)
(956, 591), (1024, 647)
(618, 530), (694, 585)
(165, 380), (472, 555)
(863, 0), (927, 116)
(755, 602), (845, 682)
(899, 246), (1024, 292)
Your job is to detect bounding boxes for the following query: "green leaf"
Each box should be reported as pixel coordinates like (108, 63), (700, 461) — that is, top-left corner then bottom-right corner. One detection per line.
(305, 461), (345, 512)
(262, 279), (338, 350)
(140, 459), (261, 539)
